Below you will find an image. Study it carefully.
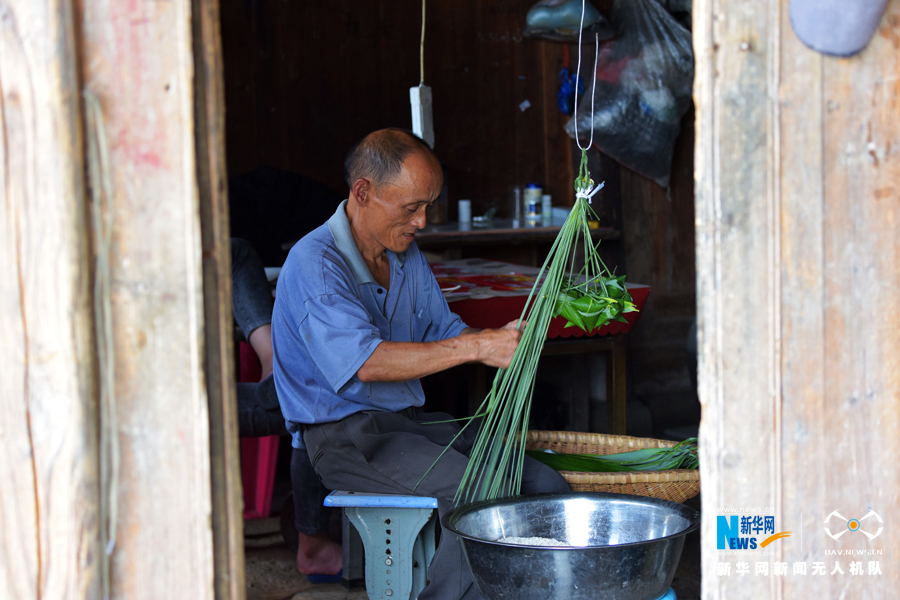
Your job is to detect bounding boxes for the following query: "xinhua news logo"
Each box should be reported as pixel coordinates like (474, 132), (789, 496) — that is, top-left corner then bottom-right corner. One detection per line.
(717, 514), (791, 550)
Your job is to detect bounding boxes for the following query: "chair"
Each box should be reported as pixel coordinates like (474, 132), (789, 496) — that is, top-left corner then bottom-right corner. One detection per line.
(239, 341), (280, 520)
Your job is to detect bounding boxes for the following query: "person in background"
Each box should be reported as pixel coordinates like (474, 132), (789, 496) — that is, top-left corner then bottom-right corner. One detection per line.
(271, 128), (569, 600)
(232, 238), (275, 382)
(231, 237), (342, 578)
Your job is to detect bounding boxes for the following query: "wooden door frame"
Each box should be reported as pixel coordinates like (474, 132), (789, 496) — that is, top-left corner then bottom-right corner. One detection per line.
(1, 0), (242, 597)
(192, 0), (245, 598)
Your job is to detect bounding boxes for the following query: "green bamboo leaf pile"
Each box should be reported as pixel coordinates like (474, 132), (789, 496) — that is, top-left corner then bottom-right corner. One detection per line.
(434, 150), (641, 506)
(524, 438), (699, 473)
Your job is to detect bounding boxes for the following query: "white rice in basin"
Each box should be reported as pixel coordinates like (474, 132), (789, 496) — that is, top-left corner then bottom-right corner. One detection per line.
(498, 536), (568, 546)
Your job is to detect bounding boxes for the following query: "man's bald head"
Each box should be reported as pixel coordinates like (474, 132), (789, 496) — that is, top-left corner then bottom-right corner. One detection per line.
(344, 128), (441, 190)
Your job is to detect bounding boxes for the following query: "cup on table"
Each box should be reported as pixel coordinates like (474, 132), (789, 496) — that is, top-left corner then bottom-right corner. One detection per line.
(458, 199), (472, 224)
(509, 185), (524, 227)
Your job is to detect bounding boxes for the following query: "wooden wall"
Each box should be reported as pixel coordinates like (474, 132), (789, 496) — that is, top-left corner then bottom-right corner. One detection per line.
(695, 0), (900, 597)
(620, 107), (697, 400)
(220, 0), (575, 218)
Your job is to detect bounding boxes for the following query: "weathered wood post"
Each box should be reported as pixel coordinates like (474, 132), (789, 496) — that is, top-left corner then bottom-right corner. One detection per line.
(191, 0), (247, 596)
(695, 0), (899, 597)
(75, 0), (241, 596)
(1, 0), (241, 597)
(0, 1), (100, 597)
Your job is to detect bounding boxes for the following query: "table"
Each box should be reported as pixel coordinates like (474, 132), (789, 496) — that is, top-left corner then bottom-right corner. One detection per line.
(416, 216), (620, 267)
(432, 259), (650, 435)
(416, 216), (620, 247)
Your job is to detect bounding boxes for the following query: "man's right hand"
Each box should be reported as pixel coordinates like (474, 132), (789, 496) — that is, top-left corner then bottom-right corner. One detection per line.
(357, 321), (525, 383)
(468, 324), (523, 369)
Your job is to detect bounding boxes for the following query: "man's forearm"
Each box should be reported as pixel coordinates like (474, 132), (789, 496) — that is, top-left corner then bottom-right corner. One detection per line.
(356, 337), (480, 382)
(356, 326), (519, 382)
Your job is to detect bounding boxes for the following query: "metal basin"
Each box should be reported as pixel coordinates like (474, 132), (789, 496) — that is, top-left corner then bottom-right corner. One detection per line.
(442, 492), (699, 600)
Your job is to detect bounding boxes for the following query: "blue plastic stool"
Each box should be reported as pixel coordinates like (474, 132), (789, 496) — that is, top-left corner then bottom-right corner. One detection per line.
(325, 491), (438, 599)
(656, 588), (676, 600)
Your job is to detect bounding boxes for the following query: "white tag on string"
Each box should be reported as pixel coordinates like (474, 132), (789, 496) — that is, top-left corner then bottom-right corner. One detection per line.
(410, 84), (435, 148)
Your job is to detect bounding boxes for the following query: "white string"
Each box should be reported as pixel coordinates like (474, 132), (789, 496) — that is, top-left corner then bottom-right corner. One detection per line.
(576, 180), (604, 201)
(572, 1), (604, 203)
(573, 1), (600, 151)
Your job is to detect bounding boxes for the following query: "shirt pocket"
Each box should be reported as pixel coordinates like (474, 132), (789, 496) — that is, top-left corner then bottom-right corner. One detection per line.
(410, 310), (433, 342)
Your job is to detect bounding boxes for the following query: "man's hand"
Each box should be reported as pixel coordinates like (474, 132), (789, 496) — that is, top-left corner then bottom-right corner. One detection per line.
(469, 325), (522, 369)
(501, 319), (525, 331)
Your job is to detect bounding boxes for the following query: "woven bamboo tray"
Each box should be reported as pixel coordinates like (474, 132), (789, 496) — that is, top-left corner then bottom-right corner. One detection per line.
(525, 430), (700, 504)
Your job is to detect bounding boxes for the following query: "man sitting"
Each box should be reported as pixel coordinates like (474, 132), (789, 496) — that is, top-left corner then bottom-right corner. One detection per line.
(272, 128), (568, 600)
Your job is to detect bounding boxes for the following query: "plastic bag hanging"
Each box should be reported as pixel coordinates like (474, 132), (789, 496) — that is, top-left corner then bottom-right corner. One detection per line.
(565, 0), (693, 188)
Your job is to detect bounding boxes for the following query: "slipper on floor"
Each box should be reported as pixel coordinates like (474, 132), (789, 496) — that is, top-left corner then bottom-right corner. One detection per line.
(306, 569), (342, 584)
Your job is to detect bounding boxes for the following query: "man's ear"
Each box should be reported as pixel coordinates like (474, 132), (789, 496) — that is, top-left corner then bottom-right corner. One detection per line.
(351, 178), (370, 204)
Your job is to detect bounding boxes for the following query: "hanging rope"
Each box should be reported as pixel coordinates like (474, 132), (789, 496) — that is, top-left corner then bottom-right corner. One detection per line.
(419, 0), (426, 85)
(572, 0), (603, 202)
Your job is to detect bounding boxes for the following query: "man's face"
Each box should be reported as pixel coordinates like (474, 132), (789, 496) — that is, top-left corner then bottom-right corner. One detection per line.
(363, 152), (442, 254)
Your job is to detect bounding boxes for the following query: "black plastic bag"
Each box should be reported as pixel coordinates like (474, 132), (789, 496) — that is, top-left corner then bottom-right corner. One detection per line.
(565, 0), (693, 187)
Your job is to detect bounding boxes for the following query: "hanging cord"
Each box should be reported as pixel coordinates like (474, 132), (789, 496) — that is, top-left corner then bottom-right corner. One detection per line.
(573, 0), (598, 152)
(419, 0), (426, 85)
(572, 0), (603, 202)
(85, 90), (119, 600)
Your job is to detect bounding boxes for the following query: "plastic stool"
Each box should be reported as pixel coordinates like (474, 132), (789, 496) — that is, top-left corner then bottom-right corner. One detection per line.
(657, 589), (676, 600)
(325, 491), (438, 599)
(241, 435), (279, 519)
(238, 341), (280, 520)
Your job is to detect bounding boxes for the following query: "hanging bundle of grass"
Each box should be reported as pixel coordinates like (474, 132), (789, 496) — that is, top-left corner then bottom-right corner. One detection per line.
(422, 10), (638, 506)
(441, 149), (638, 506)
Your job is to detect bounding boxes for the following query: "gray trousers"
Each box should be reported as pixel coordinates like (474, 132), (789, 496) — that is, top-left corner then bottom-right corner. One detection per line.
(304, 407), (570, 600)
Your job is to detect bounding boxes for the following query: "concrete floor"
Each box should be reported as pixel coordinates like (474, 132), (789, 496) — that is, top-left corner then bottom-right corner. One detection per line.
(244, 493), (702, 600)
(244, 517), (366, 600)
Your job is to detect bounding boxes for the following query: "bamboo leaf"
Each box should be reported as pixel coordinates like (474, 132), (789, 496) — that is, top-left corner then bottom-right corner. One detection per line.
(525, 439), (698, 473)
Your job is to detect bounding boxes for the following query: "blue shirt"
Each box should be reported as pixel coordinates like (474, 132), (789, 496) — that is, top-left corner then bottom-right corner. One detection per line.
(272, 201), (468, 448)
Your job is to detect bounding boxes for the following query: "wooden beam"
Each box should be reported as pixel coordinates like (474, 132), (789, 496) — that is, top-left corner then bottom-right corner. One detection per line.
(191, 0), (246, 597)
(0, 0), (100, 598)
(75, 0), (216, 597)
(696, 0), (900, 597)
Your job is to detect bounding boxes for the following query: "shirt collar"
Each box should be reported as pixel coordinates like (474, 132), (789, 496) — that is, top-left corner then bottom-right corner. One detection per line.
(327, 200), (406, 285)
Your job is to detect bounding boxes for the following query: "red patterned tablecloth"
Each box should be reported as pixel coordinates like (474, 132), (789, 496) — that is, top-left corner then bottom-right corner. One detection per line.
(431, 259), (650, 339)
